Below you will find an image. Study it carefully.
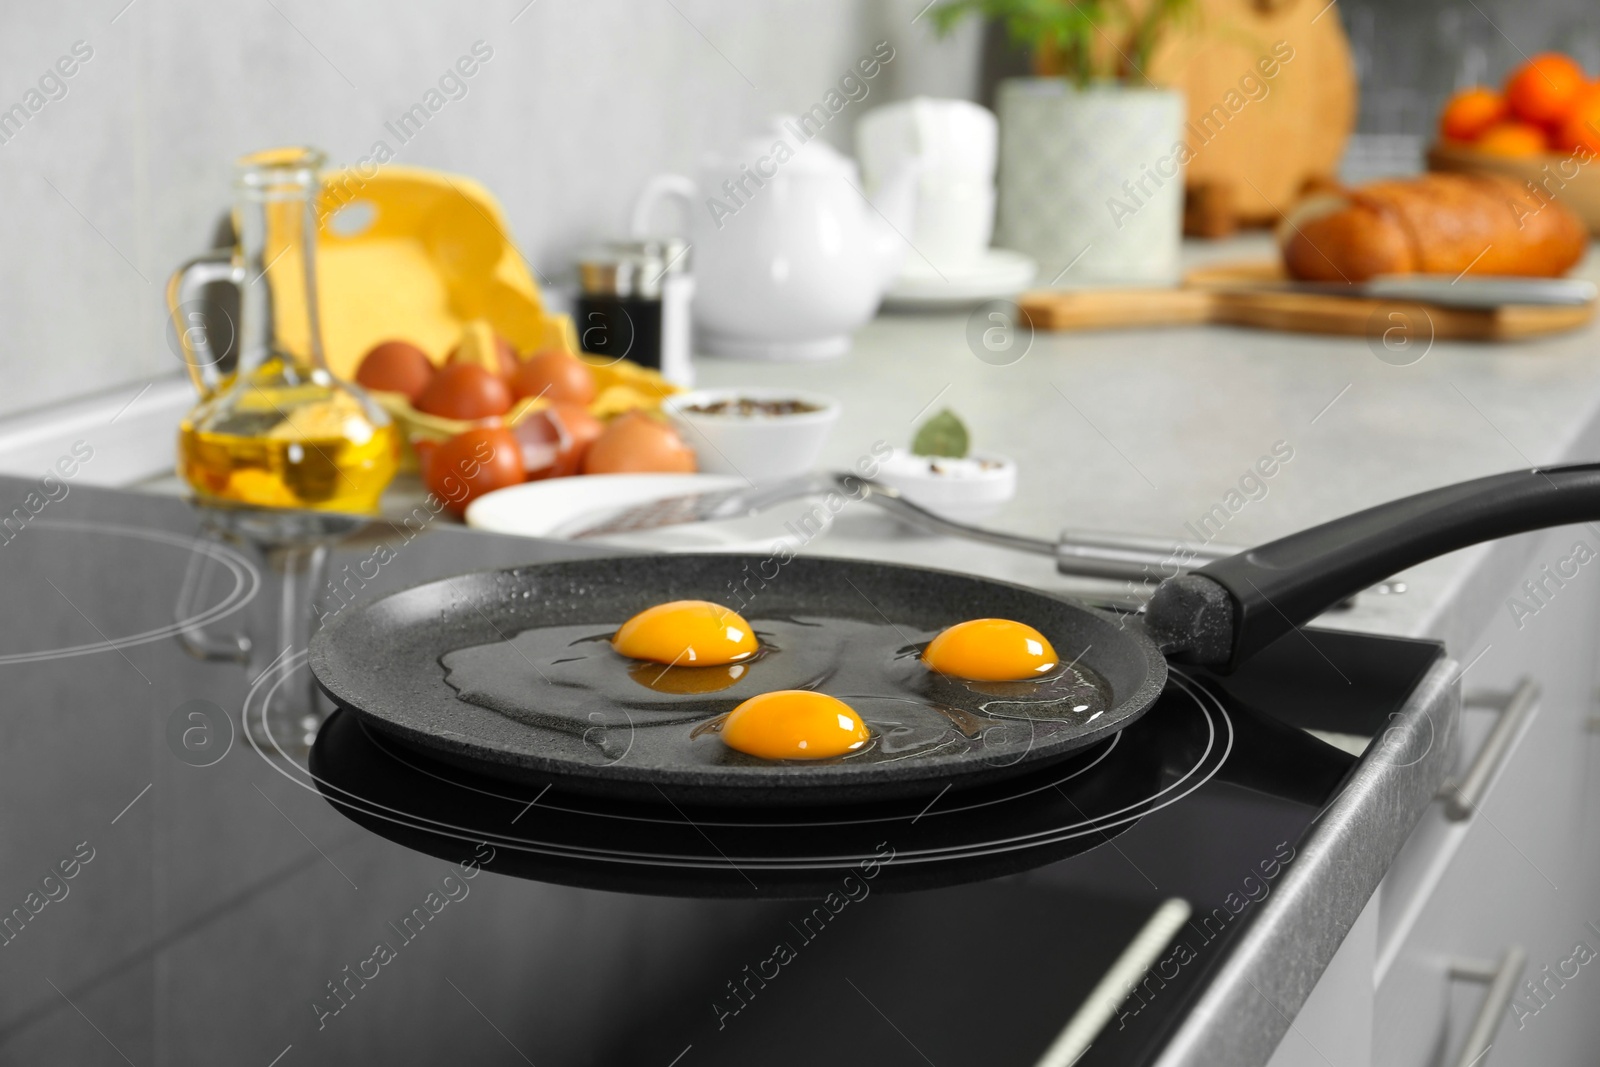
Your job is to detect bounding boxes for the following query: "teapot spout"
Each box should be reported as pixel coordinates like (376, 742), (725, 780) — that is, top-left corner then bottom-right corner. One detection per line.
(864, 159), (919, 285)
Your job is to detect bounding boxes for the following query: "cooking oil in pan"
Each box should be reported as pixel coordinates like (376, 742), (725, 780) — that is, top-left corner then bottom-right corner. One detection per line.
(440, 614), (1112, 768)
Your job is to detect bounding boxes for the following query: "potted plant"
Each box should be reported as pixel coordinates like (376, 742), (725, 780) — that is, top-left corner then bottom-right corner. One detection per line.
(932, 0), (1193, 284)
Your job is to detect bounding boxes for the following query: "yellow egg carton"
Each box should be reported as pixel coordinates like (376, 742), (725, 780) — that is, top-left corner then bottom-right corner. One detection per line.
(313, 164), (565, 373)
(305, 163), (679, 463)
(583, 356), (683, 419)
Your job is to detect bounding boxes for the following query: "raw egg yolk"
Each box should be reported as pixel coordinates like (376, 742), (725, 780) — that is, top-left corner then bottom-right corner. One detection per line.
(612, 600), (758, 666)
(720, 691), (869, 760)
(922, 619), (1059, 681)
(629, 660), (747, 695)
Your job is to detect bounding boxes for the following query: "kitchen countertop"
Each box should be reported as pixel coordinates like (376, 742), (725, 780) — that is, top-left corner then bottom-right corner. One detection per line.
(60, 234), (1600, 670)
(685, 235), (1600, 666)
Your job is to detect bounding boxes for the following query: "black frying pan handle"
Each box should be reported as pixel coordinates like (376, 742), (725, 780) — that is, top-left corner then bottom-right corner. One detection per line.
(1149, 464), (1600, 672)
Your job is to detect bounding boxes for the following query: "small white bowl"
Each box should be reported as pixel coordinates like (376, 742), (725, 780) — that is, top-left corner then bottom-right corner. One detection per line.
(873, 448), (1017, 522)
(662, 388), (841, 483)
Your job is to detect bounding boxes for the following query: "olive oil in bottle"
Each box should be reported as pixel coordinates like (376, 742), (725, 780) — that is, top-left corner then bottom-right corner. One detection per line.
(169, 148), (396, 514)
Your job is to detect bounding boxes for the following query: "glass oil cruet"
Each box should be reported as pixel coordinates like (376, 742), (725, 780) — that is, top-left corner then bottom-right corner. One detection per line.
(168, 147), (396, 513)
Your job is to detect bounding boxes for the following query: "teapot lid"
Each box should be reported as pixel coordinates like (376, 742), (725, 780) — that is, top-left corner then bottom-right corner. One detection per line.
(710, 116), (858, 177)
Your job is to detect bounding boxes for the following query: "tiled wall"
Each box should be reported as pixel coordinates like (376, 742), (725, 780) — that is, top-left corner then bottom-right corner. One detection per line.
(0, 0), (981, 419)
(1339, 0), (1600, 135)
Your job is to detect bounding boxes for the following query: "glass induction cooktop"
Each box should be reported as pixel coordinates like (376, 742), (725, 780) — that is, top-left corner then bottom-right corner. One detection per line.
(0, 477), (1442, 1066)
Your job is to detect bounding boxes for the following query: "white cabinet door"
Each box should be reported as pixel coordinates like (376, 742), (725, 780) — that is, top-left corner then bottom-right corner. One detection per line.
(1374, 524), (1600, 1067)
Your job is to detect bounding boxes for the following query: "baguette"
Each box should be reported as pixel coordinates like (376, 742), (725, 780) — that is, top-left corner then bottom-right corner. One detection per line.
(1280, 173), (1586, 282)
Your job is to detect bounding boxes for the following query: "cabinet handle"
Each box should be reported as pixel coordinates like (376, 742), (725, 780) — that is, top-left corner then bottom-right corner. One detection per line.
(1448, 946), (1527, 1067)
(1438, 677), (1540, 821)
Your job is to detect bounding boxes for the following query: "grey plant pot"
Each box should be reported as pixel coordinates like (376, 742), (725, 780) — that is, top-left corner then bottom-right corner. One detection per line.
(996, 80), (1187, 286)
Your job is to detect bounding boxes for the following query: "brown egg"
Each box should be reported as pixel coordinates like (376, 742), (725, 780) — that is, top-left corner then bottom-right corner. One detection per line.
(447, 334), (520, 379)
(508, 350), (597, 406)
(414, 363), (513, 420)
(424, 427), (526, 516)
(582, 411), (697, 475)
(354, 340), (435, 401)
(510, 402), (605, 479)
(548, 402), (604, 477)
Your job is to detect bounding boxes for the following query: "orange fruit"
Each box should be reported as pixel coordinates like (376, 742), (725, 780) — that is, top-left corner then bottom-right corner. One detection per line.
(1439, 86), (1508, 141)
(1555, 83), (1600, 153)
(1475, 121), (1550, 157)
(1505, 53), (1586, 125)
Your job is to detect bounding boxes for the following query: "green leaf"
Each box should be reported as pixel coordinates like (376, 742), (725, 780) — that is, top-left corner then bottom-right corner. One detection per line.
(912, 409), (971, 459)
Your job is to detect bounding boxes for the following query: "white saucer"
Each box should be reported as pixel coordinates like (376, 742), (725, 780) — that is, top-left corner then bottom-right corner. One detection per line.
(465, 473), (834, 553)
(884, 248), (1037, 310)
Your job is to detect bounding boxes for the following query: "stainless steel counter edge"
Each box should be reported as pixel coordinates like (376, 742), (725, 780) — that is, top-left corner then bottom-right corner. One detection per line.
(1154, 655), (1460, 1066)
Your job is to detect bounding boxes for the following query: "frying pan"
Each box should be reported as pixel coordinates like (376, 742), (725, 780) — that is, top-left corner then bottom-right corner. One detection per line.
(311, 464), (1600, 804)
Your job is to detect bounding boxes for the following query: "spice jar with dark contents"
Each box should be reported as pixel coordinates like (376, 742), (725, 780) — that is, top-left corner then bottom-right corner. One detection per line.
(575, 240), (693, 386)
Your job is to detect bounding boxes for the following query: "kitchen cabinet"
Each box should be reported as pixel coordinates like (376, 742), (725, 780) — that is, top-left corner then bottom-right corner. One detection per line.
(1270, 523), (1600, 1067)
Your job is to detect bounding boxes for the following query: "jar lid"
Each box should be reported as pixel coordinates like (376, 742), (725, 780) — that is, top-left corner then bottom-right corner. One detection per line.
(576, 240), (688, 298)
(632, 237), (690, 275)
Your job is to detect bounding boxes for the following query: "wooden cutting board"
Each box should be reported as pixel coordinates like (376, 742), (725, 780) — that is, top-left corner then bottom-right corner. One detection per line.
(1017, 262), (1597, 341)
(1142, 0), (1358, 226)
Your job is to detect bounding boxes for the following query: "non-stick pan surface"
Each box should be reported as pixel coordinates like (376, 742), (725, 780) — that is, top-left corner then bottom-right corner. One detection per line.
(313, 463), (1600, 806)
(309, 554), (1168, 804)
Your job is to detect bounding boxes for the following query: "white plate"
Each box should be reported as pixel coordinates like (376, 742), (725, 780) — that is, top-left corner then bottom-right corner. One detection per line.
(884, 248), (1037, 309)
(465, 473), (833, 553)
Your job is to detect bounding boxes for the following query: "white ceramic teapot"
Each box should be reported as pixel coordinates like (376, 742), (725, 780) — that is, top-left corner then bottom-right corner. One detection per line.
(631, 117), (917, 361)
